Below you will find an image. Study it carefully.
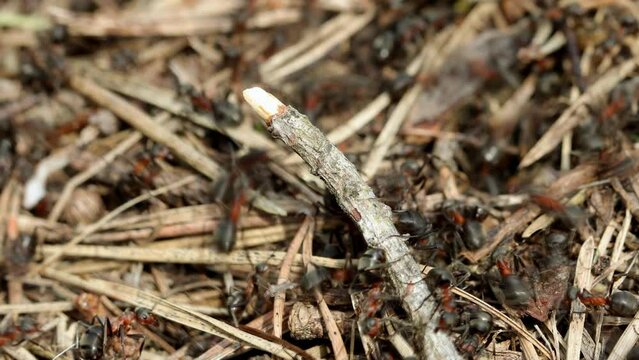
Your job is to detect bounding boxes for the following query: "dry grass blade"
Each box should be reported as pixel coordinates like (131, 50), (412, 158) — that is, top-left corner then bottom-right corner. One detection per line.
(262, 9), (374, 84)
(608, 209), (631, 282)
(566, 236), (596, 360)
(313, 288), (347, 360)
(41, 268), (302, 360)
(40, 245), (348, 269)
(608, 308), (639, 359)
(48, 5), (300, 37)
(0, 301), (73, 314)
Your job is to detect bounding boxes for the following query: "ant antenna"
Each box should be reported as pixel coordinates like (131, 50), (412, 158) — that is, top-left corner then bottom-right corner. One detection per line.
(52, 342), (77, 360)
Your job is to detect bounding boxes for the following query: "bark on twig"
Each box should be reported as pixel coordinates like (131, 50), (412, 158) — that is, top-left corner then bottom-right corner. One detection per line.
(243, 87), (462, 360)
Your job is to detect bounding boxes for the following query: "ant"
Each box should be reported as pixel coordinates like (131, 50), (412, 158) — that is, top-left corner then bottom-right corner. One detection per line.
(130, 144), (172, 186)
(4, 232), (38, 276)
(0, 316), (38, 347)
(529, 193), (585, 227)
(75, 317), (108, 360)
(396, 209), (433, 241)
(73, 308), (155, 360)
(494, 258), (532, 308)
(441, 202), (488, 251)
(577, 289), (639, 317)
(448, 308), (492, 358)
(372, 13), (427, 64)
(110, 308), (158, 334)
(424, 267), (459, 331)
(213, 151), (269, 252)
(227, 258), (275, 326)
(538, 230), (573, 269)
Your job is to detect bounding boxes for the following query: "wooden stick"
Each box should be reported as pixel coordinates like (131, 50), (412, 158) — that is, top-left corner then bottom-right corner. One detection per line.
(242, 87), (461, 359)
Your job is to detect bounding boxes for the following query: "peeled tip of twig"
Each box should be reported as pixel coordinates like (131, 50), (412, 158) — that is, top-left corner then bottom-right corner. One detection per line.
(242, 87), (286, 125)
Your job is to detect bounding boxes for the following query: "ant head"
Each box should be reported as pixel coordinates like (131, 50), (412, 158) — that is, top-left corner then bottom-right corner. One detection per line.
(426, 267), (454, 291)
(254, 262), (269, 274)
(467, 310), (492, 335)
(134, 307), (157, 326)
(357, 248), (385, 272)
(300, 266), (330, 291)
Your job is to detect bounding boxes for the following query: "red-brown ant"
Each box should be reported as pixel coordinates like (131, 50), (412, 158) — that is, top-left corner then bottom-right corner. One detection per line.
(213, 151), (269, 252)
(425, 267), (459, 331)
(577, 290), (639, 317)
(442, 202), (488, 251)
(131, 144), (172, 186)
(72, 308), (155, 360)
(359, 317), (383, 338)
(110, 308), (158, 335)
(0, 316), (39, 347)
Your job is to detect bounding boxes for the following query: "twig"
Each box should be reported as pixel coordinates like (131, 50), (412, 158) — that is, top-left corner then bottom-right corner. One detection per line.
(298, 220), (347, 360)
(40, 246), (349, 269)
(242, 87), (461, 359)
(273, 216), (313, 337)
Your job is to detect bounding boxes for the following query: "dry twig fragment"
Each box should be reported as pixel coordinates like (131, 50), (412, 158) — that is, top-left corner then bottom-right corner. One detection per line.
(243, 87), (461, 360)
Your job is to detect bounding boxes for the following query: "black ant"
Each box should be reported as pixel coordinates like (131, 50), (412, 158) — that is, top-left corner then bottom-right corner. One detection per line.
(494, 258), (532, 308)
(4, 232), (38, 276)
(441, 201), (488, 251)
(75, 317), (108, 360)
(453, 308), (493, 358)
